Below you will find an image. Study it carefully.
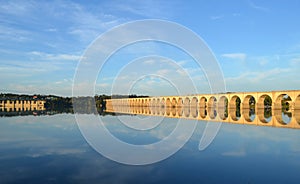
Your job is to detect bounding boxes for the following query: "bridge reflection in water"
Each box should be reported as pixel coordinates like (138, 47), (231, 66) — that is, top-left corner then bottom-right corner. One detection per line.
(105, 90), (300, 129)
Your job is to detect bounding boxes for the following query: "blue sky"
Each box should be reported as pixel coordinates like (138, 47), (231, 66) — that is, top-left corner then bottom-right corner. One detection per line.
(1, 0), (300, 96)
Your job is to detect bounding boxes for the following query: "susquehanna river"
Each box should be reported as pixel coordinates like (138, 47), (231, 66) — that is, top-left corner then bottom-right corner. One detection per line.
(1, 113), (300, 184)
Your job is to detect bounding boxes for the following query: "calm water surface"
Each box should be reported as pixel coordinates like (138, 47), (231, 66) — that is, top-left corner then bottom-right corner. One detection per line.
(1, 114), (300, 183)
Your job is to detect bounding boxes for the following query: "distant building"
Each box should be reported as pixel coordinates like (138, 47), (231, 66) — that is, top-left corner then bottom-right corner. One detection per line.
(0, 98), (45, 112)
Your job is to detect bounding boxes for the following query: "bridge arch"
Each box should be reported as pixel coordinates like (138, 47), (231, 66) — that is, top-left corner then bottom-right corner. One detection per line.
(154, 102), (159, 115)
(178, 98), (183, 107)
(274, 109), (292, 125)
(191, 97), (198, 108)
(166, 98), (171, 107)
(218, 96), (228, 108)
(229, 95), (241, 121)
(274, 94), (292, 110)
(191, 106), (198, 118)
(295, 109), (300, 125)
(156, 98), (160, 108)
(242, 95), (256, 122)
(229, 96), (241, 109)
(171, 107), (177, 116)
(243, 95), (256, 109)
(131, 99), (134, 106)
(161, 98), (166, 107)
(166, 105), (171, 116)
(295, 95), (300, 109)
(257, 94), (272, 123)
(199, 97), (207, 109)
(160, 98), (166, 115)
(134, 99), (138, 107)
(274, 94), (293, 125)
(208, 96), (217, 119)
(218, 96), (228, 120)
(191, 96), (198, 118)
(134, 99), (138, 106)
(142, 99), (145, 107)
(140, 99), (143, 107)
(171, 98), (177, 108)
(208, 107), (217, 119)
(184, 97), (190, 107)
(160, 106), (165, 115)
(152, 99), (156, 107)
(178, 105), (183, 117)
(257, 94), (272, 109)
(199, 108), (207, 118)
(183, 97), (190, 117)
(208, 96), (217, 108)
(184, 106), (190, 117)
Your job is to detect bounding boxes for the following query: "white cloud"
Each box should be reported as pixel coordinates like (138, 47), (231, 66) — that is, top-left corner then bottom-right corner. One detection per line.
(6, 81), (73, 96)
(226, 68), (290, 82)
(248, 0), (269, 12)
(232, 13), (241, 17)
(176, 69), (188, 77)
(0, 1), (34, 16)
(45, 28), (57, 32)
(221, 53), (247, 61)
(224, 67), (295, 92)
(0, 1), (124, 47)
(109, 0), (176, 19)
(0, 24), (31, 42)
(64, 2), (125, 43)
(258, 58), (269, 66)
(290, 56), (300, 66)
(210, 15), (224, 20)
(96, 83), (110, 89)
(157, 69), (170, 75)
(143, 59), (156, 65)
(177, 60), (188, 66)
(29, 51), (81, 61)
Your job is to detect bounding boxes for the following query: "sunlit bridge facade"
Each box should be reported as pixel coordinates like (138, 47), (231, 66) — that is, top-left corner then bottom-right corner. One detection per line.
(105, 90), (300, 129)
(0, 99), (45, 112)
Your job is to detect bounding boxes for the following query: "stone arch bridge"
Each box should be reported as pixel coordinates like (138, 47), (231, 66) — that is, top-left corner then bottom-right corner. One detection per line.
(105, 90), (300, 129)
